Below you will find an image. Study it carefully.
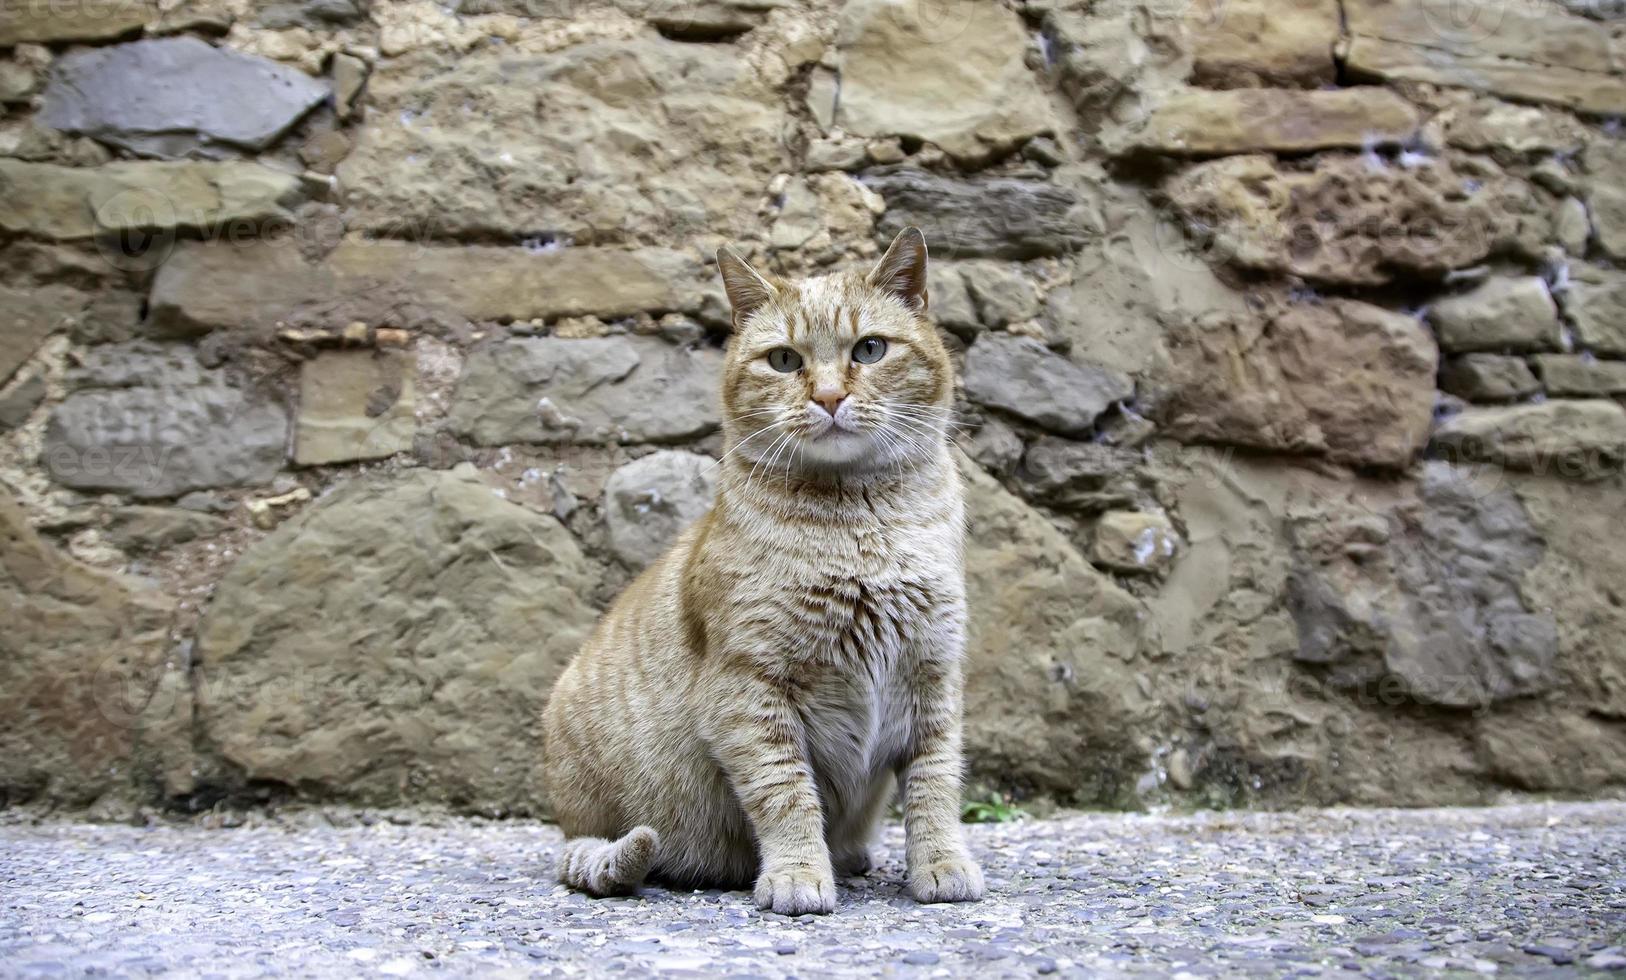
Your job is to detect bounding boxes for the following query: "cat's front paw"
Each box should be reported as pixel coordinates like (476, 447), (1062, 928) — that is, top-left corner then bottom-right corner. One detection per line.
(908, 853), (985, 904)
(754, 863), (837, 915)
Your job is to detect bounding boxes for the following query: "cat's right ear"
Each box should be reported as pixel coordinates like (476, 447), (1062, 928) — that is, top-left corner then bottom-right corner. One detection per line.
(716, 246), (777, 331)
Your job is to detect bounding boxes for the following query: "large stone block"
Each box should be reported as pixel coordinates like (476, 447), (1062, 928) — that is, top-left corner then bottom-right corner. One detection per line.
(194, 467), (599, 812)
(1154, 298), (1438, 469)
(830, 0), (1054, 162)
(43, 342), (288, 498)
(148, 241), (702, 335)
(958, 455), (1155, 803)
(448, 336), (722, 446)
(40, 37), (328, 156)
(0, 489), (183, 806)
(1288, 462), (1558, 708)
(336, 38), (789, 241)
(0, 159), (303, 241)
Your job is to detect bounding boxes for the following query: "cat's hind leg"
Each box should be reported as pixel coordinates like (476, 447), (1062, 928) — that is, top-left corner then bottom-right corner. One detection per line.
(557, 826), (660, 897)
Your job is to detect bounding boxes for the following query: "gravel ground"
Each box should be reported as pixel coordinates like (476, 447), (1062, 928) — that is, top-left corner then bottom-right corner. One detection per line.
(3, 801), (1625, 978)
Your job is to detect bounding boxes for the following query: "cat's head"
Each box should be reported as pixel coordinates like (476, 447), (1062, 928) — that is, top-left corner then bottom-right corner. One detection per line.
(714, 228), (954, 476)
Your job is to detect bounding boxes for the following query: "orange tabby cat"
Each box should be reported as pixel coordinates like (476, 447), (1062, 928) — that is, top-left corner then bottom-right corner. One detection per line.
(542, 228), (982, 915)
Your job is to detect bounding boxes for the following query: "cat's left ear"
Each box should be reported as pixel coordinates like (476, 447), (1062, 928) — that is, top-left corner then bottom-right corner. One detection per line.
(716, 246), (778, 331)
(867, 226), (929, 313)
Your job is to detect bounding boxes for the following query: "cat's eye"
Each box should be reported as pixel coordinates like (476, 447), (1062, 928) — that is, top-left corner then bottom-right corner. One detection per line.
(852, 337), (888, 364)
(766, 347), (803, 373)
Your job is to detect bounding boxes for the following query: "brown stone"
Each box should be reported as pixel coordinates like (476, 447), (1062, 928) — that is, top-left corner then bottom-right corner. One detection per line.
(1439, 354), (1541, 403)
(1563, 266), (1626, 356)
(1155, 297), (1439, 469)
(336, 38), (789, 242)
(1532, 354), (1626, 397)
(1430, 277), (1561, 353)
(1113, 88), (1419, 157)
(1092, 511), (1180, 574)
(1164, 153), (1547, 286)
(294, 349), (417, 466)
(0, 0), (156, 45)
(1185, 0), (1338, 88)
(0, 284), (81, 384)
(148, 240), (702, 335)
(0, 159), (303, 241)
(195, 467), (599, 812)
(1431, 400), (1626, 477)
(1342, 0), (1626, 114)
(831, 0), (1055, 162)
(0, 489), (183, 805)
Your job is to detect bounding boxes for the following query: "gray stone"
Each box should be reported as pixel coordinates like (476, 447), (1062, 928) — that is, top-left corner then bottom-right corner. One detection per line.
(256, 0), (365, 29)
(3, 801), (1626, 973)
(105, 505), (228, 552)
(1439, 354), (1542, 403)
(1532, 354), (1626, 396)
(1431, 277), (1561, 353)
(962, 417), (1023, 476)
(1017, 438), (1140, 513)
(0, 372), (46, 429)
(194, 466), (599, 812)
(0, 61), (36, 103)
(865, 169), (1086, 260)
(1431, 400), (1626, 477)
(294, 350), (416, 466)
(963, 335), (1131, 437)
(930, 264), (979, 337)
(43, 342), (288, 498)
(41, 37), (329, 155)
(603, 450), (718, 570)
(960, 262), (1040, 327)
(449, 337), (722, 446)
(1289, 462), (1560, 708)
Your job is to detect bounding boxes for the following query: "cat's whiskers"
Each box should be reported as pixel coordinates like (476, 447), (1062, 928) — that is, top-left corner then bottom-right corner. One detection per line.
(712, 418), (790, 471)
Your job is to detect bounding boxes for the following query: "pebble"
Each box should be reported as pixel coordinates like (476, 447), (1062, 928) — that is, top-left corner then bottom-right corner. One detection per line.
(0, 802), (1622, 977)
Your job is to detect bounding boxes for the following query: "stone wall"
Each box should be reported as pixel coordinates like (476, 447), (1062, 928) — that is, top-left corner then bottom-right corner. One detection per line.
(2, 0), (1624, 816)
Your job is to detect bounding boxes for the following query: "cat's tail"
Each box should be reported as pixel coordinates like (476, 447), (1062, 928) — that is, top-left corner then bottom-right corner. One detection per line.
(557, 826), (660, 897)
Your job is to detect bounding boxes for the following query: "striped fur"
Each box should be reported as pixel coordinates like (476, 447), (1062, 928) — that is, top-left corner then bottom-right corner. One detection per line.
(542, 229), (983, 914)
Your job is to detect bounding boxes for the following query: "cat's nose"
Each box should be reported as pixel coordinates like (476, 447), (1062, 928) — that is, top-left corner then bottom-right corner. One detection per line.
(812, 392), (847, 417)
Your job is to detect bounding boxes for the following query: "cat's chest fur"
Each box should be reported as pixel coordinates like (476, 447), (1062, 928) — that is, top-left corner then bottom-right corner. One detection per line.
(748, 491), (965, 803)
